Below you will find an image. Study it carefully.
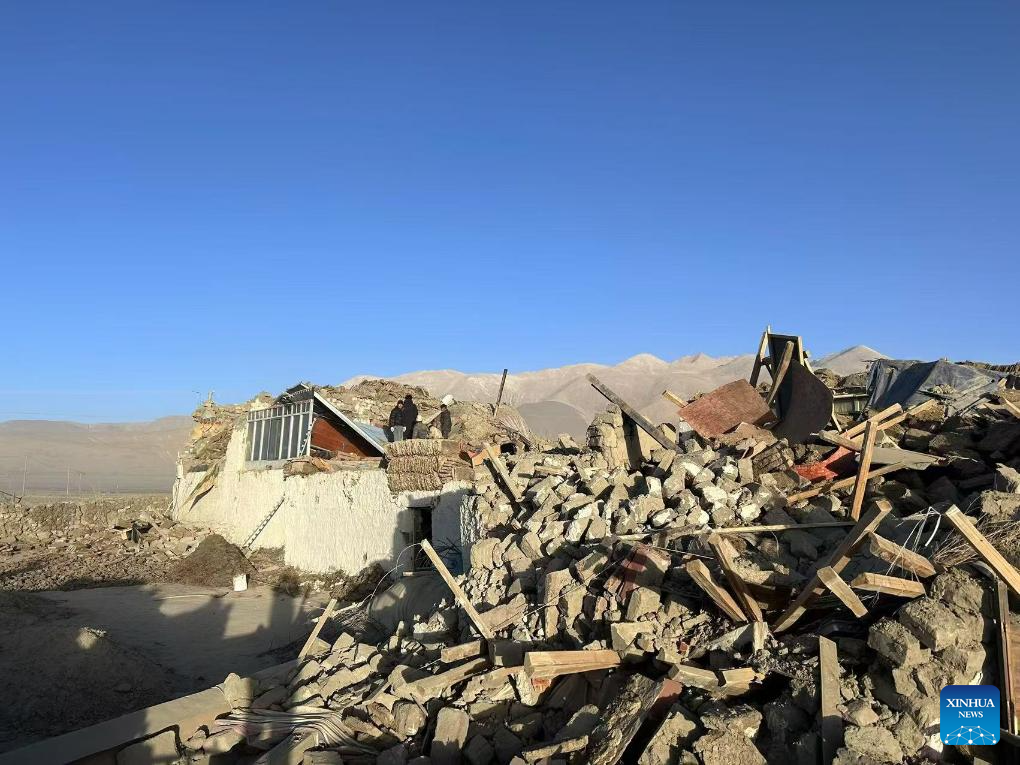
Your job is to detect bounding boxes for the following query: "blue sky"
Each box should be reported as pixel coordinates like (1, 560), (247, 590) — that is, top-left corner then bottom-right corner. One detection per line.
(1, 2), (1018, 421)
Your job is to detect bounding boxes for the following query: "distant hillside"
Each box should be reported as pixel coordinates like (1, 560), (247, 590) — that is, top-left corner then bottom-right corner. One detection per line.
(0, 416), (191, 495)
(0, 345), (886, 493)
(347, 345), (887, 438)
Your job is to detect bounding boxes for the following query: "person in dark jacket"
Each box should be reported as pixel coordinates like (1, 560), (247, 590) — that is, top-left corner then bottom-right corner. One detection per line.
(386, 400), (404, 442)
(438, 403), (453, 439)
(402, 394), (419, 439)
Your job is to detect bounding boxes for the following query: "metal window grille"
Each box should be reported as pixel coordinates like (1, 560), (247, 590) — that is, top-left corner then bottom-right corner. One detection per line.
(246, 400), (313, 462)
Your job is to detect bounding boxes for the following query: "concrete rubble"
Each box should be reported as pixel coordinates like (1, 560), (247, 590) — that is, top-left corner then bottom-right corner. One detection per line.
(7, 349), (1020, 764)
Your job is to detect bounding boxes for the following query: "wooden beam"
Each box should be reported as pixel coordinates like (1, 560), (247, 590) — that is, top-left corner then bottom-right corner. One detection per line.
(818, 430), (865, 451)
(585, 673), (664, 765)
(707, 534), (763, 621)
(850, 573), (926, 598)
(843, 404), (903, 439)
(484, 445), (524, 504)
(587, 374), (675, 450)
(1003, 398), (1020, 421)
(677, 521), (855, 537)
(997, 580), (1018, 736)
(819, 636), (842, 765)
(440, 639), (486, 664)
(494, 368), (509, 412)
(785, 461), (914, 504)
(866, 533), (936, 578)
(944, 506), (1020, 598)
(817, 566), (868, 617)
(523, 649), (622, 681)
(420, 540), (495, 639)
(773, 500), (891, 632)
(749, 325), (771, 388)
(765, 341), (794, 407)
(752, 621), (769, 652)
(401, 657), (490, 701)
(849, 420), (878, 521)
(661, 389), (686, 409)
(298, 598), (337, 659)
(685, 559), (747, 623)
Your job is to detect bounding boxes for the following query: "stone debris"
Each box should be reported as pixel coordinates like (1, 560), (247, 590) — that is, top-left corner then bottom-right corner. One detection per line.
(15, 352), (1020, 764)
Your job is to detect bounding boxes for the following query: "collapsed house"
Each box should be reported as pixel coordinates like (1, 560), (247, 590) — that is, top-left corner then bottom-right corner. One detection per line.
(9, 333), (1020, 765)
(171, 382), (529, 575)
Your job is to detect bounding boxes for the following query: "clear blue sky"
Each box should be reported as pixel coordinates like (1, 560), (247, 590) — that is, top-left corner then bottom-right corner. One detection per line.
(1, 2), (1018, 422)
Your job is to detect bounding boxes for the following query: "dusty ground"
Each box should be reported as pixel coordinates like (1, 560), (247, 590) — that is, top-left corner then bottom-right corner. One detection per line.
(0, 583), (330, 753)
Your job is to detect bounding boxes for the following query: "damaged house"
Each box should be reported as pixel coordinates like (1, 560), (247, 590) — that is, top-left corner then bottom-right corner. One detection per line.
(170, 385), (481, 579)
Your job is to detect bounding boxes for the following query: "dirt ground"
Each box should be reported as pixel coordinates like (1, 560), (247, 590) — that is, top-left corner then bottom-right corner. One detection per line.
(0, 583), (331, 753)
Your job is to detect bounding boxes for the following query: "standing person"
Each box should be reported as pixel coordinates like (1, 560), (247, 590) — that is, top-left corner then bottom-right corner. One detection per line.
(438, 403), (453, 439)
(387, 400), (405, 442)
(402, 394), (419, 439)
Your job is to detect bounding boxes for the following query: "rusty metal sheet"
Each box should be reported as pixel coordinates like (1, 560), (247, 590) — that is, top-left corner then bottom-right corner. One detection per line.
(679, 380), (774, 439)
(771, 363), (834, 445)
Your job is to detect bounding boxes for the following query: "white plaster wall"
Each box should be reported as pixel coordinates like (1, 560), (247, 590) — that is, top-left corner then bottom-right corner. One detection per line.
(172, 423), (410, 574)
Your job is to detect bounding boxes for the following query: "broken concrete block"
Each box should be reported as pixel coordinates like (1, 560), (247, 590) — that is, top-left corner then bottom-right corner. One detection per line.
(898, 597), (971, 650)
(432, 707), (470, 765)
(639, 703), (699, 765)
(625, 586), (661, 620)
(995, 464), (1020, 493)
(692, 730), (766, 765)
(868, 618), (929, 667)
(843, 725), (903, 763)
(393, 700), (428, 737)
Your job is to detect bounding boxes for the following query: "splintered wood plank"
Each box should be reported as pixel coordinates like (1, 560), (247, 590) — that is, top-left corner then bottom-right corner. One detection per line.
(749, 325), (771, 388)
(752, 621), (769, 652)
(707, 534), (764, 621)
(944, 506), (1020, 597)
(817, 567), (868, 617)
(849, 420), (878, 521)
(685, 559), (747, 623)
(421, 540), (495, 639)
(819, 636), (842, 765)
(585, 673), (664, 765)
(850, 573), (926, 598)
(1003, 398), (1020, 421)
(867, 533), (937, 578)
(765, 341), (794, 407)
(772, 500), (892, 632)
(785, 461), (914, 504)
(843, 404), (903, 439)
(523, 649), (622, 681)
(298, 598), (337, 659)
(440, 639), (486, 664)
(587, 374), (675, 449)
(484, 445), (524, 504)
(662, 389), (686, 409)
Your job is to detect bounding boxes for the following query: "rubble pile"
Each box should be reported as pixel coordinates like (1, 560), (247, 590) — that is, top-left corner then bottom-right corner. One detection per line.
(0, 497), (212, 591)
(321, 379), (534, 446)
(162, 381), (1020, 765)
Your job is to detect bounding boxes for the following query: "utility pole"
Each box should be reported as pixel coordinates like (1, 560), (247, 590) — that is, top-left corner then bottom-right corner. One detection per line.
(21, 457), (27, 498)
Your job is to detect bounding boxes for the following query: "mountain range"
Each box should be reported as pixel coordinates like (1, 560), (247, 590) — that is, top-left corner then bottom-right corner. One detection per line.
(346, 344), (888, 438)
(0, 345), (886, 494)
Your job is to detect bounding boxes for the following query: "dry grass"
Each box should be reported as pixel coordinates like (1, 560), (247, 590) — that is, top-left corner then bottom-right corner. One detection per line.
(931, 516), (1020, 568)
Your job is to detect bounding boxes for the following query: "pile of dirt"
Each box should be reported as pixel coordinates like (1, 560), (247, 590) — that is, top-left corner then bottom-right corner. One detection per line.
(169, 534), (256, 587)
(0, 616), (178, 752)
